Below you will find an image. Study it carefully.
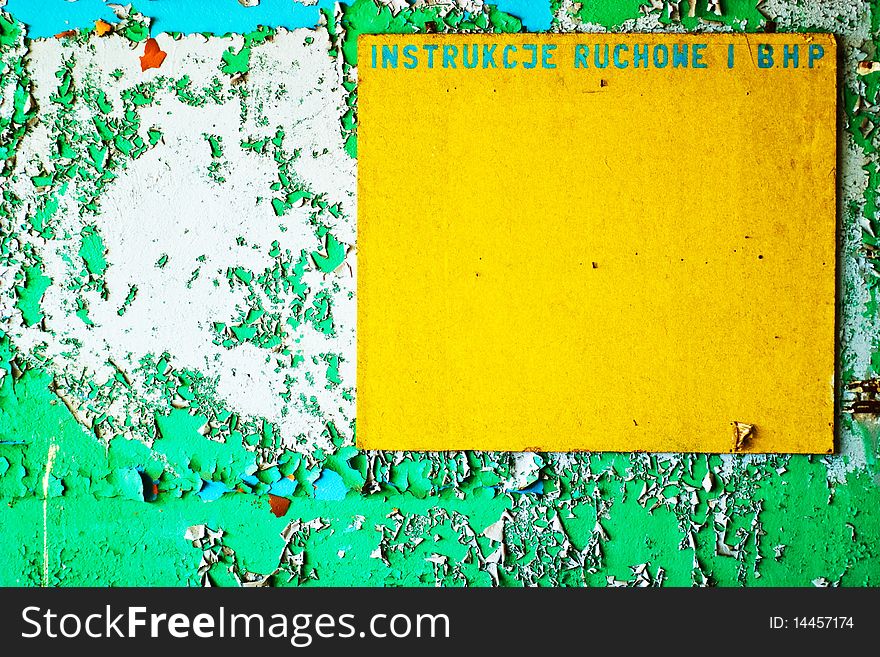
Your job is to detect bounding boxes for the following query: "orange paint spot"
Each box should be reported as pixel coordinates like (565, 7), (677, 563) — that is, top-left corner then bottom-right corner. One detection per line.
(268, 494), (291, 518)
(54, 30), (77, 39)
(140, 38), (167, 72)
(94, 20), (113, 36)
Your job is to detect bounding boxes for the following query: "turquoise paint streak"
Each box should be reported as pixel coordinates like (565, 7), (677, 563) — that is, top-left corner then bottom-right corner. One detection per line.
(4, 0), (554, 37)
(3, 0), (337, 37)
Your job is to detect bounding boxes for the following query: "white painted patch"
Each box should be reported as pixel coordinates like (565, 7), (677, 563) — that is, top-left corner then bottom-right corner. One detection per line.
(2, 30), (356, 453)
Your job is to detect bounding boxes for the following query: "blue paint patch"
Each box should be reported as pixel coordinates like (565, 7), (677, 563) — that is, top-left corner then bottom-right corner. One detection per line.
(269, 476), (297, 497)
(490, 0), (553, 31)
(313, 469), (346, 501)
(197, 479), (229, 502)
(3, 0), (336, 39)
(4, 0), (118, 37)
(5, 0), (554, 38)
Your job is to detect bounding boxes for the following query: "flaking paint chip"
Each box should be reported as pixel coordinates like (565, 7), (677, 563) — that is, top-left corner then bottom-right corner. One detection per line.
(732, 421), (755, 451)
(858, 61), (880, 76)
(94, 19), (113, 36)
(140, 38), (167, 72)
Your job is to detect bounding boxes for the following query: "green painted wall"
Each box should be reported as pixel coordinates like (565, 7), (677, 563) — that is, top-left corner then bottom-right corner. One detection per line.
(0, 0), (878, 587)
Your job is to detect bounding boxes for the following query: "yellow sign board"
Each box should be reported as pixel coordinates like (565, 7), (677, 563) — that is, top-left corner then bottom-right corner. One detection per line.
(357, 34), (836, 453)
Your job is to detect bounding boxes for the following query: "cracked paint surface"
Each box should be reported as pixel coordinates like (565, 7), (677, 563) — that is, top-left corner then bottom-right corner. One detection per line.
(0, 0), (878, 586)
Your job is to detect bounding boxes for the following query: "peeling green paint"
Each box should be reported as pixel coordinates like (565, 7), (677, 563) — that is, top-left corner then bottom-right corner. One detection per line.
(79, 226), (108, 277)
(0, 0), (878, 588)
(15, 266), (51, 327)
